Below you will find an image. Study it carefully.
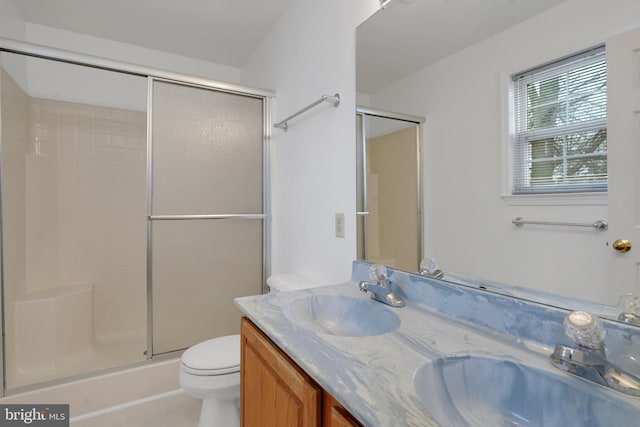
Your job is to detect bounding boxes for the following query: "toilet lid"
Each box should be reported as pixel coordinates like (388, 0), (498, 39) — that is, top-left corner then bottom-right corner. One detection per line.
(181, 334), (240, 376)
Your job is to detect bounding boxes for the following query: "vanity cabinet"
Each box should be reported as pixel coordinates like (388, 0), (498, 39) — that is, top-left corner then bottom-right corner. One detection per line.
(240, 317), (362, 427)
(322, 393), (363, 427)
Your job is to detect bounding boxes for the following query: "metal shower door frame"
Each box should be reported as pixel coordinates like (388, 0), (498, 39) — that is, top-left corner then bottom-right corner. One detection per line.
(145, 76), (272, 358)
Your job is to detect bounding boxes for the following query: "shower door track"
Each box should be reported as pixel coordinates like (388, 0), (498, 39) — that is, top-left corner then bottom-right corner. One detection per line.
(0, 38), (274, 99)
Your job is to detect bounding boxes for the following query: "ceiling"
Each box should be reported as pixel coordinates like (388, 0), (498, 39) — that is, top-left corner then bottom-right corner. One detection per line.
(357, 0), (568, 93)
(14, 0), (294, 67)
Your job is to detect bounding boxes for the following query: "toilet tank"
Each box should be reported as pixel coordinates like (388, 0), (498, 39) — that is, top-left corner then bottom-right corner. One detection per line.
(266, 274), (320, 292)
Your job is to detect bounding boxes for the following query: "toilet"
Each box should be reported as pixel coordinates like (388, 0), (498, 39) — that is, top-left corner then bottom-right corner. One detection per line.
(179, 335), (241, 427)
(265, 273), (321, 293)
(179, 274), (321, 427)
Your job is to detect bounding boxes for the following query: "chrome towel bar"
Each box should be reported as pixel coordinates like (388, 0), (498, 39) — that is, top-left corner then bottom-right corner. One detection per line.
(512, 217), (608, 231)
(273, 93), (340, 132)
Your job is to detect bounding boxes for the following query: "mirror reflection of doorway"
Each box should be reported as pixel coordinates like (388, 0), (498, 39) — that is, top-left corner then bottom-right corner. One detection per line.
(356, 108), (424, 272)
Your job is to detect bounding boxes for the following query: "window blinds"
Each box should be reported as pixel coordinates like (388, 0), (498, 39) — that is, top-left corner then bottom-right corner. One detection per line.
(512, 46), (607, 194)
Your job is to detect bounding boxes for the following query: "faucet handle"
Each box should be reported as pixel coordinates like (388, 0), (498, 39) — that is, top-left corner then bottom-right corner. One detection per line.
(369, 264), (388, 284)
(419, 258), (438, 275)
(617, 293), (640, 325)
(419, 257), (444, 278)
(564, 311), (606, 350)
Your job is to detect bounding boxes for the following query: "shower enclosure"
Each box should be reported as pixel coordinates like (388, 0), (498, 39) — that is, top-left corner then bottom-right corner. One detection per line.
(0, 45), (270, 392)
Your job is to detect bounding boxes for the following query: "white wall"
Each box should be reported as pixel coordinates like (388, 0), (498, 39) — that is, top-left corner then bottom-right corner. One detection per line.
(368, 0), (640, 304)
(23, 23), (243, 84)
(0, 53), (148, 111)
(244, 0), (379, 284)
(0, 6), (248, 126)
(0, 0), (25, 40)
(0, 9), (244, 86)
(0, 0), (27, 86)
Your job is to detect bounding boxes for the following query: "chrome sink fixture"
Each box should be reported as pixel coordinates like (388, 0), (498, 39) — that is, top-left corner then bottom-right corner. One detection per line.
(358, 264), (404, 307)
(283, 294), (400, 337)
(550, 311), (640, 396)
(414, 355), (640, 427)
(617, 294), (640, 326)
(418, 257), (444, 279)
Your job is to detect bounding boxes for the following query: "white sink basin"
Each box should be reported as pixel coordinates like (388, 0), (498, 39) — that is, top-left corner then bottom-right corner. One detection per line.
(414, 355), (640, 426)
(284, 294), (400, 336)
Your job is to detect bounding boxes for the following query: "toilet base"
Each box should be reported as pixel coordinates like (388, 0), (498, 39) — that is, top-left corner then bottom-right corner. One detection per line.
(198, 396), (240, 427)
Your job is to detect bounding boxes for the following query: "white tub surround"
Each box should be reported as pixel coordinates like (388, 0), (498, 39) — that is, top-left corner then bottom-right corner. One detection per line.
(235, 261), (640, 426)
(14, 284), (94, 375)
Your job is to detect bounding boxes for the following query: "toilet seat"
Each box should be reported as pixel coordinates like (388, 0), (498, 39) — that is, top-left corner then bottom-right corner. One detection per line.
(181, 335), (240, 376)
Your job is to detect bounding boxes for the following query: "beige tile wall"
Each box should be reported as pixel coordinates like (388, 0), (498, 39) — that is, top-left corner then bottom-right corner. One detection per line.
(30, 99), (148, 343)
(1, 68), (148, 387)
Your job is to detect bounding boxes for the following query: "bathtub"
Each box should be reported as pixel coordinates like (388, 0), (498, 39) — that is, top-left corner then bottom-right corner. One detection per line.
(3, 283), (183, 422)
(0, 358), (185, 420)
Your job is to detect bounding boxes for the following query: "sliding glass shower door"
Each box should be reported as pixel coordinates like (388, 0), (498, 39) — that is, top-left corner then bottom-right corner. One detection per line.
(149, 79), (266, 355)
(0, 48), (270, 390)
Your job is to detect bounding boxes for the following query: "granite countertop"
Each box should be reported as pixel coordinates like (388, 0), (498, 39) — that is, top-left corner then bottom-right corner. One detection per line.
(235, 265), (640, 427)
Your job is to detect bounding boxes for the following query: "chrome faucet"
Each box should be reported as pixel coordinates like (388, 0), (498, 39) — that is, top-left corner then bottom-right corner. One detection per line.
(359, 264), (404, 308)
(550, 311), (640, 396)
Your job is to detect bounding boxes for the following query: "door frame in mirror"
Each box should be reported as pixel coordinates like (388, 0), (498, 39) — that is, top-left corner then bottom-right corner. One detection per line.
(356, 106), (425, 272)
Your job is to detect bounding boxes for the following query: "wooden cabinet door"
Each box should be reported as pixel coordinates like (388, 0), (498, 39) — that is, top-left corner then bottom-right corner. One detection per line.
(322, 393), (364, 427)
(241, 317), (321, 427)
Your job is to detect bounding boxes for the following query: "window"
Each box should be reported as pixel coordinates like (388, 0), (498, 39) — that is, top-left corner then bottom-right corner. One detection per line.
(512, 46), (607, 194)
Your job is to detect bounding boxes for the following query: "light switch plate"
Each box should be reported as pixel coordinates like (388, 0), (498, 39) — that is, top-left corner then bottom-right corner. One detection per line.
(335, 213), (345, 238)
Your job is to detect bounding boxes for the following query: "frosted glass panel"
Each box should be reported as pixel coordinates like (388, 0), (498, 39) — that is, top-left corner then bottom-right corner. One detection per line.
(152, 80), (264, 214)
(152, 220), (263, 354)
(150, 80), (265, 355)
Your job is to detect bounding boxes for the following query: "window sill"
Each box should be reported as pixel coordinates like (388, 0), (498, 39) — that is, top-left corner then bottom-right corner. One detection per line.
(502, 192), (608, 206)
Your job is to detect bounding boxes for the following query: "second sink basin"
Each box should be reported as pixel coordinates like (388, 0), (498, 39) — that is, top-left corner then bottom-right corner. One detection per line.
(284, 294), (400, 337)
(414, 355), (640, 426)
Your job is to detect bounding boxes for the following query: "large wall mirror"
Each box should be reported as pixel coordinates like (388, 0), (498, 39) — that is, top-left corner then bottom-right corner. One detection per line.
(356, 108), (424, 273)
(356, 0), (640, 323)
